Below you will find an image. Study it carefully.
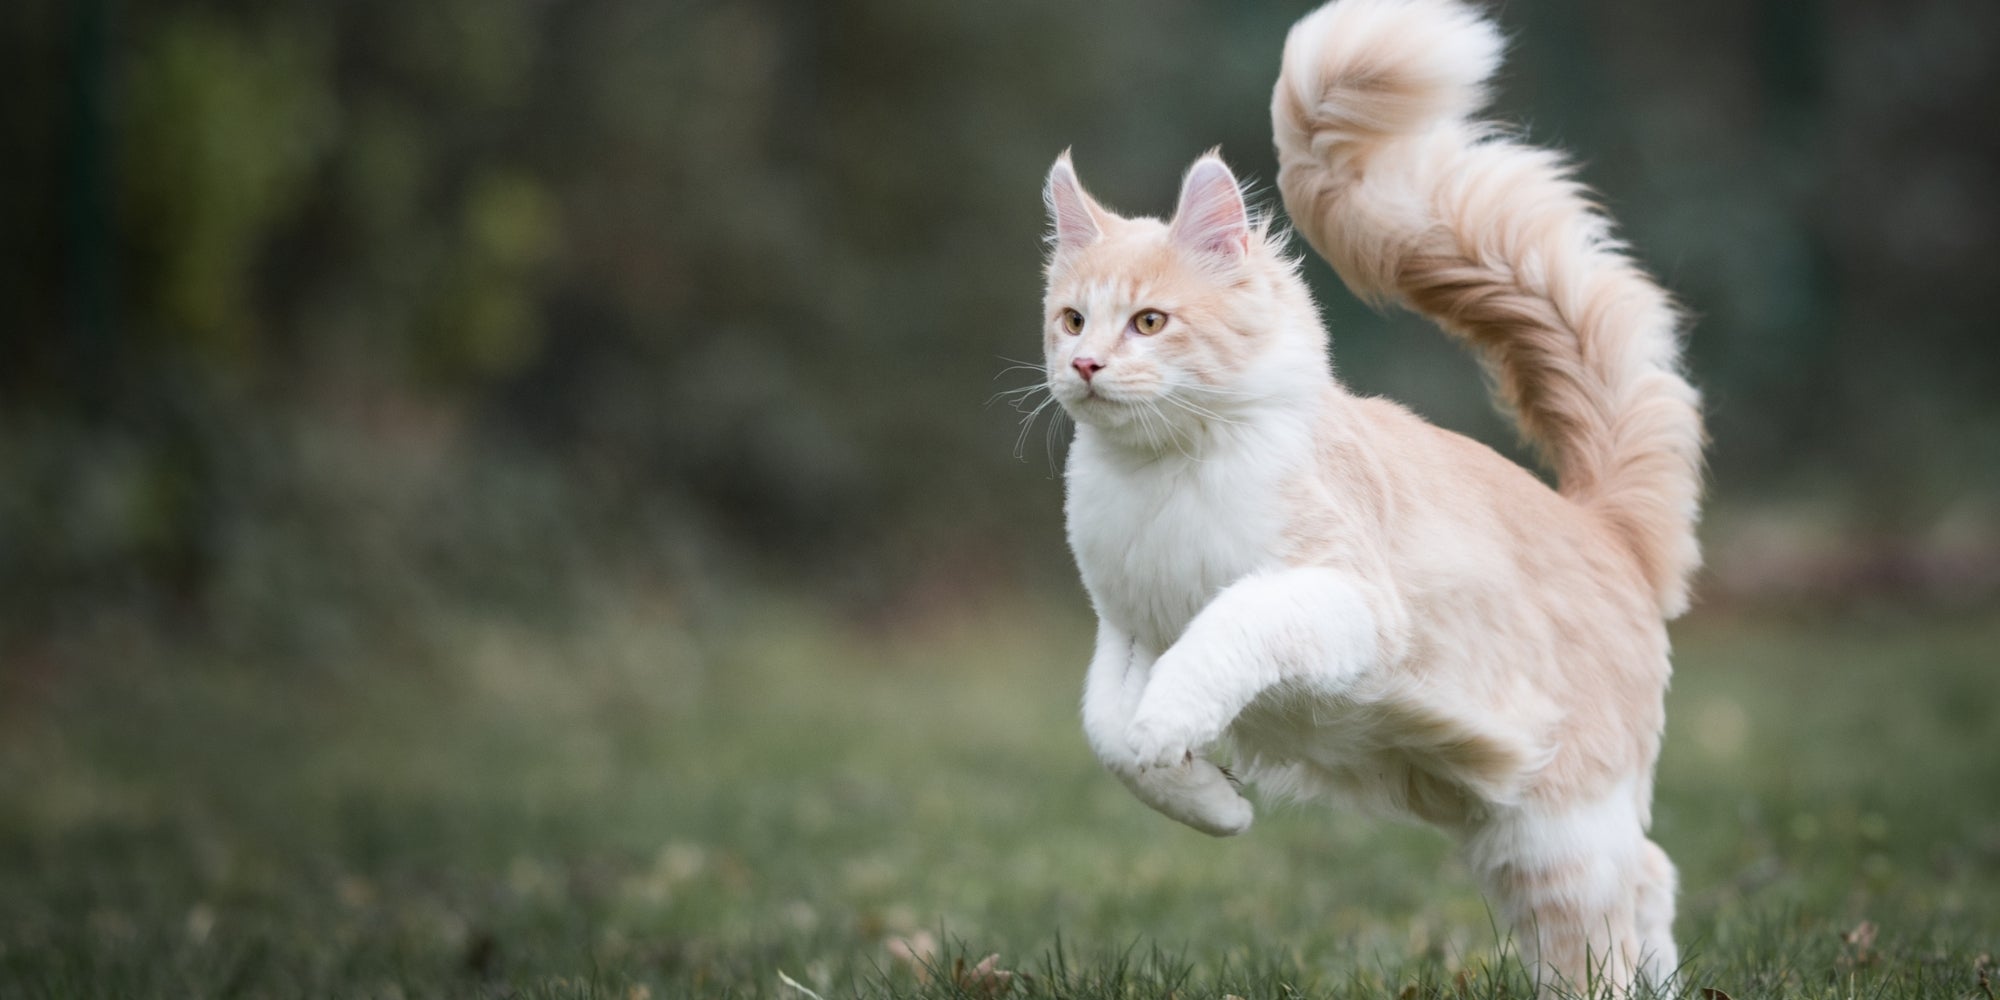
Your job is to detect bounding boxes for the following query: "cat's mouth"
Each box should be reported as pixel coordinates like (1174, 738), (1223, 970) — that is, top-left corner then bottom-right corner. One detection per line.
(1061, 385), (1155, 427)
(1053, 371), (1161, 416)
(1065, 378), (1155, 405)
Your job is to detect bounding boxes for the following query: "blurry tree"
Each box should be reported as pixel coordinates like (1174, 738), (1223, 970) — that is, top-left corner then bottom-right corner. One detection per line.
(2, 0), (1996, 655)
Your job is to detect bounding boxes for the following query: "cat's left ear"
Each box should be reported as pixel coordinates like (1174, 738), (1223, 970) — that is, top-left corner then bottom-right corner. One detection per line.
(1170, 153), (1251, 259)
(1045, 151), (1107, 254)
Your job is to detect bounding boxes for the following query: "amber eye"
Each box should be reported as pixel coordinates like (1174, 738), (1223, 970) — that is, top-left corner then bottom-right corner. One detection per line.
(1059, 308), (1085, 335)
(1133, 309), (1168, 335)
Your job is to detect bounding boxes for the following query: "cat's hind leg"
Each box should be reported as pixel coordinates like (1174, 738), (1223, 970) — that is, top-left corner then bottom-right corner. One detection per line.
(1465, 782), (1677, 997)
(1633, 837), (1680, 989)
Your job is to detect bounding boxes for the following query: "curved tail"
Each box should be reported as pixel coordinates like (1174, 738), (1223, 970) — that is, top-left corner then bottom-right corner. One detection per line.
(1272, 0), (1705, 616)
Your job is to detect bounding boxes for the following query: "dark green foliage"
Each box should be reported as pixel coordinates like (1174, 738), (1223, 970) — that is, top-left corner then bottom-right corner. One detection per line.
(4, 1), (1998, 641)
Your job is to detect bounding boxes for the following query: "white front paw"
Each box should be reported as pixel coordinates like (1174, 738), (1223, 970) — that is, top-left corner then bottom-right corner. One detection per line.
(1130, 757), (1255, 837)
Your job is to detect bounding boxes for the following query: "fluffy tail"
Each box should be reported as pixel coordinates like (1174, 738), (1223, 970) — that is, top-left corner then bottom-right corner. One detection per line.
(1272, 0), (1705, 616)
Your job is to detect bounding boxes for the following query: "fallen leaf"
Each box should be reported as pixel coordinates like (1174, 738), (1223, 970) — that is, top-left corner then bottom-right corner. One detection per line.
(1838, 920), (1878, 968)
(951, 953), (1015, 998)
(886, 932), (939, 984)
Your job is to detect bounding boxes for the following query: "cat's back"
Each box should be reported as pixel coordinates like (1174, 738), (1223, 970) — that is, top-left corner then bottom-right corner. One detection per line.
(1342, 395), (1654, 614)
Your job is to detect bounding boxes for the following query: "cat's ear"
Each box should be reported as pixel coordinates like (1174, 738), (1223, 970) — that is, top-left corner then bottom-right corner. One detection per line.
(1170, 153), (1250, 259)
(1045, 151), (1105, 253)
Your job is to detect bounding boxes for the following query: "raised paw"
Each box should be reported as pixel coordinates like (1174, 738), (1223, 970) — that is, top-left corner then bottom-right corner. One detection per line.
(1129, 756), (1254, 837)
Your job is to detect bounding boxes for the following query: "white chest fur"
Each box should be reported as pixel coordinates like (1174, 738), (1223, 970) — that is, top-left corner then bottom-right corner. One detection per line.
(1064, 419), (1304, 652)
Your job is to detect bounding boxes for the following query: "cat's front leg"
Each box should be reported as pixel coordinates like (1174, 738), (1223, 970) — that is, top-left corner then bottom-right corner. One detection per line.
(1127, 566), (1380, 770)
(1080, 620), (1150, 774)
(1082, 620), (1254, 837)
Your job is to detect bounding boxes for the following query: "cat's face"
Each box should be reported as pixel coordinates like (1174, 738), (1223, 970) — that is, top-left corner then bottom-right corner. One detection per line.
(1040, 153), (1324, 444)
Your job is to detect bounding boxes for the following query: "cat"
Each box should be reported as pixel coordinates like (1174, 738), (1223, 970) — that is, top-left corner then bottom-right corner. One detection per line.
(1037, 0), (1703, 993)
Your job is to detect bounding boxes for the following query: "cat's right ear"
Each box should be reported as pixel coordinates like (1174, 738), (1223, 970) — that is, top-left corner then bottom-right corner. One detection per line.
(1045, 152), (1105, 254)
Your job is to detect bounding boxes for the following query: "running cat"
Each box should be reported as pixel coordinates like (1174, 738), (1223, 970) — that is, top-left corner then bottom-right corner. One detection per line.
(1040, 0), (1702, 991)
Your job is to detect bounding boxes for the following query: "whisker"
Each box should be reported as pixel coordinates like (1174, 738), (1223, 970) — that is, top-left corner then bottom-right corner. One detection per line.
(1145, 400), (1197, 463)
(1043, 408), (1069, 477)
(1013, 395), (1059, 460)
(1134, 400), (1188, 462)
(1009, 388), (1053, 416)
(1168, 367), (1276, 396)
(1154, 400), (1204, 464)
(1162, 393), (1242, 427)
(1169, 378), (1269, 401)
(985, 382), (1049, 408)
(1129, 402), (1157, 451)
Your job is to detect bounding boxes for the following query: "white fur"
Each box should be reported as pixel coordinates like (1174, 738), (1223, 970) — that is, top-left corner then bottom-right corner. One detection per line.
(1125, 566), (1379, 769)
(1065, 414), (1304, 654)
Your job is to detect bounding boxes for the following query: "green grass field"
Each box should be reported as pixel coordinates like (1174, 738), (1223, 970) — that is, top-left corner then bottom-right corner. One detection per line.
(3, 599), (1996, 998)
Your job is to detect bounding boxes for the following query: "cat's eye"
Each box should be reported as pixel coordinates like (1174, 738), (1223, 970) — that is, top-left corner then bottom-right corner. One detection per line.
(1059, 308), (1085, 335)
(1133, 310), (1168, 335)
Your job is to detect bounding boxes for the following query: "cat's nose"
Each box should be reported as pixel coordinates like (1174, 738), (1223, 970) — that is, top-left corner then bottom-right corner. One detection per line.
(1072, 356), (1106, 381)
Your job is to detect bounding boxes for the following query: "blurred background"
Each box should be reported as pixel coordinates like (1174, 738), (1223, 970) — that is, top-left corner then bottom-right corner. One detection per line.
(4, 1), (2000, 994)
(5, 0), (1999, 664)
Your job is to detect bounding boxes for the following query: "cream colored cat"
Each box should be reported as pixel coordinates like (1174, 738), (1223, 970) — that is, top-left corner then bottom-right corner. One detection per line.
(1040, 0), (1703, 993)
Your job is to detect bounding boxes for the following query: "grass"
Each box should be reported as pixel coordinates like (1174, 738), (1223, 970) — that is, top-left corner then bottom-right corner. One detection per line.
(1, 596), (1996, 998)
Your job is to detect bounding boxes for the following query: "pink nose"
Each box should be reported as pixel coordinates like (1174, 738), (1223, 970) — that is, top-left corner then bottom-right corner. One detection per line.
(1072, 356), (1105, 381)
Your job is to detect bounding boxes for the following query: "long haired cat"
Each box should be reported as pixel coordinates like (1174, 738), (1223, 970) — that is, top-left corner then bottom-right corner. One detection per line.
(1038, 0), (1703, 993)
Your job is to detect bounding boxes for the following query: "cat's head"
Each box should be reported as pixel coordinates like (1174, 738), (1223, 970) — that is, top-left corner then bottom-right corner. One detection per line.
(1040, 151), (1327, 447)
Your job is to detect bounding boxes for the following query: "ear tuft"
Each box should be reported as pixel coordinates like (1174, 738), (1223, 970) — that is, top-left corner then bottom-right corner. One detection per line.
(1170, 154), (1250, 259)
(1045, 151), (1105, 253)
